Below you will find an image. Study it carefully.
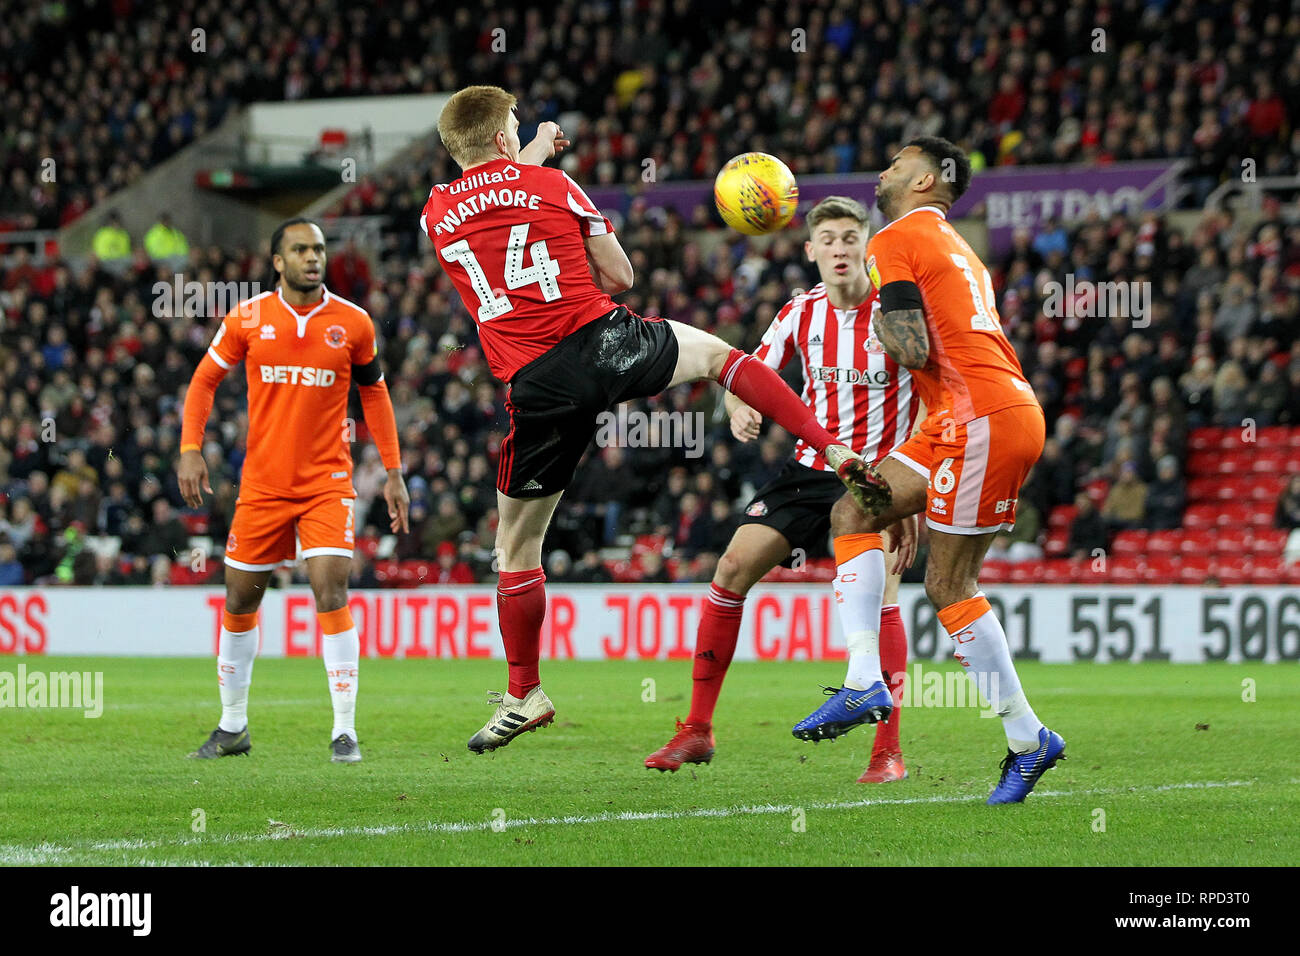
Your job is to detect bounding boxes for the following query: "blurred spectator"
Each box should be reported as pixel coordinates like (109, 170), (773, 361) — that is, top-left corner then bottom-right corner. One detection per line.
(422, 494), (467, 553)
(1144, 456), (1187, 530)
(143, 214), (190, 261)
(545, 549), (573, 582)
(91, 213), (131, 262)
(1102, 462), (1148, 531)
(0, 541), (24, 585)
(349, 552), (380, 588)
(138, 499), (189, 559)
(639, 551), (672, 584)
(1067, 493), (1108, 560)
(434, 541), (475, 584)
(1276, 476), (1300, 531)
(571, 549), (613, 583)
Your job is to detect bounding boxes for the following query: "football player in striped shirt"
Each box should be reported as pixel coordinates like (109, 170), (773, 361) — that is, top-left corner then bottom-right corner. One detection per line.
(645, 197), (922, 783)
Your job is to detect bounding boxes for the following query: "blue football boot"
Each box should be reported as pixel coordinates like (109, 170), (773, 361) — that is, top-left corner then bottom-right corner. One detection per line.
(987, 727), (1067, 804)
(792, 682), (893, 742)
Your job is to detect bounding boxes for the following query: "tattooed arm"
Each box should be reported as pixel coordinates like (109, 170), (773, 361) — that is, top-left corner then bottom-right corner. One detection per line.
(876, 308), (930, 369)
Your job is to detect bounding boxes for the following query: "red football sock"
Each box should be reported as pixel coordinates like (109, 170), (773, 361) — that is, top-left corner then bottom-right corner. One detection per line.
(874, 603), (907, 754)
(718, 350), (838, 452)
(497, 568), (547, 699)
(686, 583), (746, 726)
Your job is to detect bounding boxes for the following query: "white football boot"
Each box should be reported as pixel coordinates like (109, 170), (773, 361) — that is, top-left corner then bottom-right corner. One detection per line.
(467, 687), (556, 753)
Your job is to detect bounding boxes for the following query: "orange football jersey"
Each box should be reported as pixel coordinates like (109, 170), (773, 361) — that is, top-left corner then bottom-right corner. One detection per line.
(201, 288), (378, 498)
(866, 206), (1037, 425)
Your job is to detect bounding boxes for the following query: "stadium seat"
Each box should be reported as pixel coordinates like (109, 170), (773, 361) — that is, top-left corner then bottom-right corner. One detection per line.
(1249, 528), (1289, 555)
(1245, 504), (1276, 528)
(1111, 529), (1148, 556)
(1246, 556), (1283, 585)
(1216, 431), (1247, 451)
(1040, 559), (1078, 584)
(1048, 505), (1078, 530)
(1008, 563), (1040, 584)
(1254, 426), (1292, 448)
(179, 513), (210, 534)
(372, 560), (401, 584)
(1251, 449), (1289, 474)
(1105, 555), (1145, 581)
(1187, 428), (1223, 452)
(1177, 554), (1213, 585)
(1214, 526), (1253, 553)
(1213, 560), (1253, 585)
(1186, 476), (1221, 503)
(1044, 526), (1069, 557)
(633, 534), (668, 556)
(1084, 479), (1110, 504)
(1141, 555), (1179, 584)
(981, 559), (1011, 583)
(1178, 528), (1215, 555)
(1186, 450), (1219, 475)
(1148, 529), (1184, 552)
(1182, 504), (1218, 529)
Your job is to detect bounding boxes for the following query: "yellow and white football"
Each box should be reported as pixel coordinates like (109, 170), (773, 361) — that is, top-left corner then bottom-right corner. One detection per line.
(713, 152), (799, 235)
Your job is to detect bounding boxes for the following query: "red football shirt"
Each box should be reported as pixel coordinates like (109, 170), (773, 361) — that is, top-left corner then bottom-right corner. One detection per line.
(420, 159), (619, 381)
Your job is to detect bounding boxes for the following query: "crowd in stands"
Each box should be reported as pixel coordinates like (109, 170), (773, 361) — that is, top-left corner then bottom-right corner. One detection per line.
(3, 0), (1299, 233)
(2, 187), (1298, 585)
(2, 0), (1299, 586)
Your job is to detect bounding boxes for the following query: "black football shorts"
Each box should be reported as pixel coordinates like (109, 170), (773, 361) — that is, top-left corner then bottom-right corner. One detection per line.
(497, 307), (679, 498)
(738, 459), (846, 565)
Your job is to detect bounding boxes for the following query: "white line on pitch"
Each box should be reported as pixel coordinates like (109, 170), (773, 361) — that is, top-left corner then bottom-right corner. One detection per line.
(2, 777), (1293, 865)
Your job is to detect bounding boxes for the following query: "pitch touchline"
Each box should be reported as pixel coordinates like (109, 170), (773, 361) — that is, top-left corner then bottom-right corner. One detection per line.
(2, 778), (1290, 864)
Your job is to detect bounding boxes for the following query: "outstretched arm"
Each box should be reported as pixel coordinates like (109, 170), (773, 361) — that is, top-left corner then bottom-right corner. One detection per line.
(876, 308), (930, 370)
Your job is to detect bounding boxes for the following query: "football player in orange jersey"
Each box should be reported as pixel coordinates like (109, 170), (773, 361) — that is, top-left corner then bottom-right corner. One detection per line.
(793, 137), (1066, 803)
(178, 219), (409, 763)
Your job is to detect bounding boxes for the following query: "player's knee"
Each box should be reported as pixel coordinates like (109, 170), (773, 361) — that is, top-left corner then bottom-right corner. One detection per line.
(830, 494), (879, 535)
(924, 567), (970, 612)
(713, 549), (754, 594)
(312, 583), (348, 613)
(225, 595), (261, 616)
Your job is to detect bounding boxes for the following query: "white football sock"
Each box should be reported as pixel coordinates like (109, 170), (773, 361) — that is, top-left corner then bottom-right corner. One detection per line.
(942, 597), (1044, 752)
(834, 538), (886, 690)
(217, 626), (258, 733)
(323, 628), (360, 740)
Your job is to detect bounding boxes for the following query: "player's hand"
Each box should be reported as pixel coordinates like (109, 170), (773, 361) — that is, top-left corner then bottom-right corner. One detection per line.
(384, 469), (410, 534)
(177, 449), (212, 508)
(886, 514), (918, 574)
(523, 121), (570, 163)
(730, 405), (762, 442)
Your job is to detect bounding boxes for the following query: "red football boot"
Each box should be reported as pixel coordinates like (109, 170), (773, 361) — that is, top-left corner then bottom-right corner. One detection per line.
(857, 750), (907, 784)
(645, 719), (715, 772)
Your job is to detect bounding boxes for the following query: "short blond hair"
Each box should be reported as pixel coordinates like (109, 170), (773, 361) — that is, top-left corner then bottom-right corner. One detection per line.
(806, 195), (869, 235)
(437, 86), (517, 167)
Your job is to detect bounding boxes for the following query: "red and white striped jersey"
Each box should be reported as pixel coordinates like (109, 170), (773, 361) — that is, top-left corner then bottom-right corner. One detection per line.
(753, 282), (919, 470)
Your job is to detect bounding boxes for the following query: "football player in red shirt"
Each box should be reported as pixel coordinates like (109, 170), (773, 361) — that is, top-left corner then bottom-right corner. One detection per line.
(422, 86), (887, 754)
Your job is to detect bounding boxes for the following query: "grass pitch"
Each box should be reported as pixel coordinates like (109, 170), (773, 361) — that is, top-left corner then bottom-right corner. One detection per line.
(1, 658), (1296, 866)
